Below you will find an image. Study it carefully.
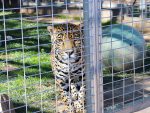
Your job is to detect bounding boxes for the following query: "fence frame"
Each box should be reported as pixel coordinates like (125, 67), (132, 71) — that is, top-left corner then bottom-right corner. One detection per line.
(84, 0), (104, 113)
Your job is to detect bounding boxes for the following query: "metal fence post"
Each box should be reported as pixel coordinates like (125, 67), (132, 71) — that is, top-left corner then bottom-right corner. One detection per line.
(83, 0), (103, 113)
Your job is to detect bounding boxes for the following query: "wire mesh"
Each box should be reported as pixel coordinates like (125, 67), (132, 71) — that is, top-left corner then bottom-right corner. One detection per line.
(101, 0), (150, 113)
(0, 0), (150, 113)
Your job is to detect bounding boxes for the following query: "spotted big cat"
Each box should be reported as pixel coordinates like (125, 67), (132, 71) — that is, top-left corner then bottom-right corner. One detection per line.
(47, 23), (85, 113)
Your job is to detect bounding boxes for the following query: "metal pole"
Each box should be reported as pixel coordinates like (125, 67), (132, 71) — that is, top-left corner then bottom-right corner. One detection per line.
(140, 0), (145, 10)
(83, 0), (103, 113)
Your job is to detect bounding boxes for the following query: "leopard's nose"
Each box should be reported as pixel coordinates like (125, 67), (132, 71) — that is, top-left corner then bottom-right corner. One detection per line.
(66, 50), (74, 56)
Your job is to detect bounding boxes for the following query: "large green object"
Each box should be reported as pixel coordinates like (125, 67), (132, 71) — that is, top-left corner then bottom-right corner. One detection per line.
(102, 24), (145, 71)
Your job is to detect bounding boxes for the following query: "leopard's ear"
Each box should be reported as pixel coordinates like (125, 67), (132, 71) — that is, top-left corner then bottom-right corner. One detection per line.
(47, 26), (58, 42)
(47, 25), (57, 34)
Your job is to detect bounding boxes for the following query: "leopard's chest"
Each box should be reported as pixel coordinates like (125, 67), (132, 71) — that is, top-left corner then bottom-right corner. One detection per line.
(52, 56), (84, 82)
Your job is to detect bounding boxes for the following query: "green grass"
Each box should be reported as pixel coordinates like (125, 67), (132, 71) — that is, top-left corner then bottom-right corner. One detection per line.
(55, 14), (82, 21)
(73, 16), (82, 21)
(0, 76), (55, 113)
(55, 14), (67, 19)
(0, 11), (54, 113)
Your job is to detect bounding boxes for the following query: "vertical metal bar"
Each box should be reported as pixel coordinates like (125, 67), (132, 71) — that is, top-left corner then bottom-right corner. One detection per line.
(83, 0), (103, 113)
(19, 0), (28, 112)
(35, 0), (43, 112)
(2, 0), (10, 112)
(140, 0), (146, 11)
(83, 0), (91, 112)
(50, 1), (58, 113)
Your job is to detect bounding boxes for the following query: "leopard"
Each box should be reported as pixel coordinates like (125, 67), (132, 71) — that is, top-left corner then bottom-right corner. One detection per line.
(47, 23), (85, 113)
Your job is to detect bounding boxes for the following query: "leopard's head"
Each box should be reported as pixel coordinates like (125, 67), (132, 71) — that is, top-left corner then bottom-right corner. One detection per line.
(47, 23), (83, 63)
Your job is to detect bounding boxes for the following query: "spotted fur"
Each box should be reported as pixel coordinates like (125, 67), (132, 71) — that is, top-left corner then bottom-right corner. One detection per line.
(47, 23), (85, 113)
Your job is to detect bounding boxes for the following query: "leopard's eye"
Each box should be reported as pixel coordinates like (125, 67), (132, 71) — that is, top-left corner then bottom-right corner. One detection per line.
(56, 33), (63, 40)
(56, 33), (63, 39)
(69, 34), (73, 38)
(57, 38), (63, 42)
(55, 38), (63, 45)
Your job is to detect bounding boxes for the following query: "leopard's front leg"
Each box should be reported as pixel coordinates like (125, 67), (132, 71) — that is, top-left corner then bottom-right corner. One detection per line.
(74, 84), (86, 113)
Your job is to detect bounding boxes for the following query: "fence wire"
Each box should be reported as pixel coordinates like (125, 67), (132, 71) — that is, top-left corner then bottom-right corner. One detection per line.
(0, 0), (150, 113)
